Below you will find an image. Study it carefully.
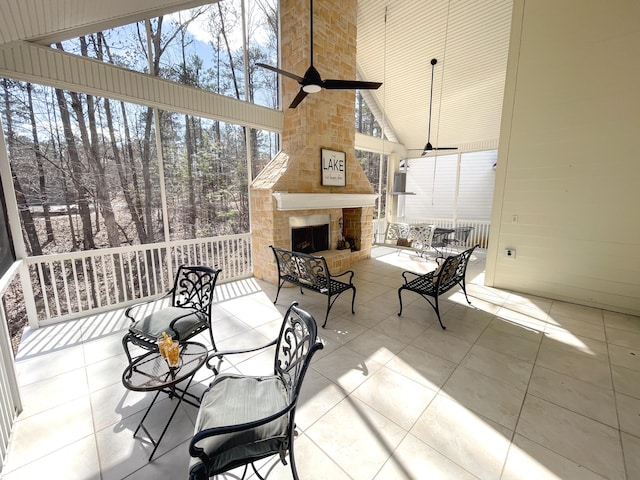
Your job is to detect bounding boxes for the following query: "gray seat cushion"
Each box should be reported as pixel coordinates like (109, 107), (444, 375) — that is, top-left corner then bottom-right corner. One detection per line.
(189, 374), (290, 476)
(129, 306), (204, 339)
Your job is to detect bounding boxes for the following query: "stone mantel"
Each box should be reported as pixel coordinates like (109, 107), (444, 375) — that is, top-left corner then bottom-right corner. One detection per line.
(272, 192), (378, 211)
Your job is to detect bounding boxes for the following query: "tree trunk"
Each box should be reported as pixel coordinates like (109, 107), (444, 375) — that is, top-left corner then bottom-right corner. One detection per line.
(26, 82), (54, 243)
(2, 79), (43, 257)
(53, 84), (95, 251)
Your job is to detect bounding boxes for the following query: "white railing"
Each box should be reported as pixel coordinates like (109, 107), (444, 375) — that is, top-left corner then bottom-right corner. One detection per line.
(0, 264), (22, 470)
(23, 234), (253, 327)
(373, 218), (491, 249)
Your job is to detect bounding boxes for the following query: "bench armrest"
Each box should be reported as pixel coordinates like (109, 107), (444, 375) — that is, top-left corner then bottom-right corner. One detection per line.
(330, 269), (355, 284)
(401, 270), (429, 284)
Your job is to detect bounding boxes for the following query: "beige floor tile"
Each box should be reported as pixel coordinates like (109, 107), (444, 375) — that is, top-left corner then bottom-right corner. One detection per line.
(252, 434), (351, 480)
(475, 326), (540, 363)
(373, 314), (431, 344)
(352, 366), (437, 430)
(3, 396), (94, 473)
(86, 353), (131, 392)
(441, 366), (525, 430)
(612, 364), (640, 399)
(15, 344), (86, 387)
(318, 315), (367, 346)
(410, 327), (474, 363)
(17, 367), (89, 419)
(295, 368), (347, 431)
(410, 393), (513, 480)
(502, 434), (607, 480)
(536, 338), (612, 389)
(460, 344), (534, 390)
(603, 311), (640, 333)
(549, 302), (603, 325)
(90, 381), (154, 432)
(82, 331), (129, 365)
(488, 316), (545, 342)
(606, 325), (640, 349)
(516, 395), (625, 480)
(124, 438), (192, 480)
(305, 396), (407, 480)
(344, 328), (408, 364)
(375, 433), (477, 480)
(436, 314), (488, 344)
(609, 343), (640, 371)
(528, 366), (618, 428)
(96, 398), (194, 480)
(386, 345), (457, 390)
(621, 432), (640, 480)
(1, 435), (100, 480)
(545, 315), (606, 342)
(615, 392), (640, 437)
(311, 345), (383, 393)
(543, 328), (609, 357)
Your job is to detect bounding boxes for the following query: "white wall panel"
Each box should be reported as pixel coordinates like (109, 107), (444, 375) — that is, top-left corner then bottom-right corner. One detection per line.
(488, 0), (640, 315)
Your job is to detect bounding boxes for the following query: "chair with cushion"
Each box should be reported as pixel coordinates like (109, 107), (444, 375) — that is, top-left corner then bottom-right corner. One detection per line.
(122, 264), (222, 365)
(188, 302), (324, 480)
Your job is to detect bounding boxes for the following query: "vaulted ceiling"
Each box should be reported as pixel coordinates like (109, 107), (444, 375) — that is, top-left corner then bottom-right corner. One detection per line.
(0, 0), (513, 155)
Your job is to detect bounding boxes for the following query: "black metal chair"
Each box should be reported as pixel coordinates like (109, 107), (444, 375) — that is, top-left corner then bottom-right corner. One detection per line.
(188, 302), (324, 480)
(443, 226), (474, 254)
(398, 245), (478, 329)
(122, 265), (222, 365)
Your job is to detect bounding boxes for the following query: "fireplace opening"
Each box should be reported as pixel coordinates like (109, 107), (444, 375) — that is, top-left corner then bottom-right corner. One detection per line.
(292, 224), (329, 254)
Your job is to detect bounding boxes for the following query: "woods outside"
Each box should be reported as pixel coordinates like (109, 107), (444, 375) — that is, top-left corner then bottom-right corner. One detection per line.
(0, 1), (386, 354)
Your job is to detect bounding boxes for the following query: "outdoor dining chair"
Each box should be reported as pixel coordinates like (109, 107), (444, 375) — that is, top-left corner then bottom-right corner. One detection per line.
(188, 302), (324, 480)
(122, 264), (222, 365)
(443, 226), (474, 254)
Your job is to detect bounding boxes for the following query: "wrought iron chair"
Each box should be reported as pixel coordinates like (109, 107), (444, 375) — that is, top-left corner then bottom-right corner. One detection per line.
(443, 226), (474, 254)
(122, 265), (222, 365)
(188, 302), (324, 480)
(398, 245), (478, 329)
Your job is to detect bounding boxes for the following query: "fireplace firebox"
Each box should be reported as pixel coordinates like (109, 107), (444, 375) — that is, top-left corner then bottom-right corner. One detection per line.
(290, 214), (330, 254)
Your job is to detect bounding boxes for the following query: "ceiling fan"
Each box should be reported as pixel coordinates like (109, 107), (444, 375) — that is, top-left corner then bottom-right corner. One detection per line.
(409, 58), (457, 155)
(256, 0), (382, 109)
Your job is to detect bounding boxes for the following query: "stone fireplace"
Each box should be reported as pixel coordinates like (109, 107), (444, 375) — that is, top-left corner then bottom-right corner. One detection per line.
(250, 0), (377, 284)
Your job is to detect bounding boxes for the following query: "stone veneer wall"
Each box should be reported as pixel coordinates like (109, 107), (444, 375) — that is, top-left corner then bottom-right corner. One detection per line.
(250, 0), (375, 284)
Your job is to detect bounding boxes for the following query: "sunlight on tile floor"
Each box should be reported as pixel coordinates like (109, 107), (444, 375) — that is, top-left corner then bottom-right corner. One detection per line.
(2, 247), (640, 479)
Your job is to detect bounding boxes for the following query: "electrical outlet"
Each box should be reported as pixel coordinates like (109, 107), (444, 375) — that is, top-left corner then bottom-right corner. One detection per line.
(504, 248), (516, 259)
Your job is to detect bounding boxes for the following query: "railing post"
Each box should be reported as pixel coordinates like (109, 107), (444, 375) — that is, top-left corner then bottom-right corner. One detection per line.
(19, 261), (39, 330)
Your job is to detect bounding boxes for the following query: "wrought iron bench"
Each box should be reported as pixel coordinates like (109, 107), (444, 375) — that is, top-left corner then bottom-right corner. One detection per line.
(397, 245), (478, 329)
(381, 222), (436, 257)
(270, 246), (356, 328)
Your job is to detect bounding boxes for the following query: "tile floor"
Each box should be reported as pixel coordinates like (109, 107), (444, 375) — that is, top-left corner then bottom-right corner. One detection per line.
(2, 247), (640, 479)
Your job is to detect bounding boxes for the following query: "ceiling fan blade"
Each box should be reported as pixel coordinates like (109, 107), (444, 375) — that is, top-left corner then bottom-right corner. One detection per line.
(433, 147), (458, 151)
(289, 89), (309, 108)
(323, 79), (382, 90)
(256, 63), (304, 83)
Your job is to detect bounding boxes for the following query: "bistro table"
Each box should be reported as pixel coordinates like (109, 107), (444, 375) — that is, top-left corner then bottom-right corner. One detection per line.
(432, 227), (455, 259)
(122, 341), (208, 460)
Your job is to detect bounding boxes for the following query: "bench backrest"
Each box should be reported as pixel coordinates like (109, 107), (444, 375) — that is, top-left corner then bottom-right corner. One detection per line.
(433, 245), (478, 292)
(385, 222), (435, 251)
(271, 246), (330, 289)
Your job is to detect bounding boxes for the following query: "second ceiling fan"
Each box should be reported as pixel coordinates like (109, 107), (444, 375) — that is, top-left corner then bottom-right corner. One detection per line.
(414, 58), (457, 155)
(256, 0), (382, 109)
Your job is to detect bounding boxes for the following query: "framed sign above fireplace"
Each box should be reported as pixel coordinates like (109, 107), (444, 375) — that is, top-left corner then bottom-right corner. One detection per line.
(321, 149), (346, 186)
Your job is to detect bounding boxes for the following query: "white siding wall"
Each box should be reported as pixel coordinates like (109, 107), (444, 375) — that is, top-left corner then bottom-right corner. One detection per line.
(403, 150), (497, 221)
(487, 0), (640, 315)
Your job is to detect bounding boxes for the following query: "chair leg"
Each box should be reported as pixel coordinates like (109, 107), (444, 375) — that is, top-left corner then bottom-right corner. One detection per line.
(460, 279), (472, 306)
(433, 295), (446, 330)
(122, 333), (134, 366)
(322, 296), (331, 328)
(397, 288), (404, 316)
(273, 279), (285, 304)
(350, 286), (356, 315)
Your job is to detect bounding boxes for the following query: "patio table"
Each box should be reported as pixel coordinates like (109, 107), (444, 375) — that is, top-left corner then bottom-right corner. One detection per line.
(122, 341), (207, 460)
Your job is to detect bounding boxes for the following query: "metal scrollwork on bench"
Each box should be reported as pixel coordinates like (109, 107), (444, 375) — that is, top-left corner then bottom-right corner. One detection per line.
(270, 246), (356, 328)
